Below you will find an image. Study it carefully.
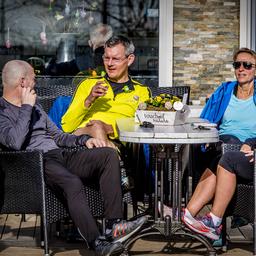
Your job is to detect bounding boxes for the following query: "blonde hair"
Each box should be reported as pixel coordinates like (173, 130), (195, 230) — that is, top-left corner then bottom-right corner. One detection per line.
(233, 48), (256, 62)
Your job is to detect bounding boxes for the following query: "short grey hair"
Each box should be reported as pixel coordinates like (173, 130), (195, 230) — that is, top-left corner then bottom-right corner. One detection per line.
(104, 35), (135, 56)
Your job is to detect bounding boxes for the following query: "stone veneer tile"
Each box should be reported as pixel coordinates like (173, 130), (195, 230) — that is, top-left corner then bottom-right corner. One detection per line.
(173, 0), (239, 100)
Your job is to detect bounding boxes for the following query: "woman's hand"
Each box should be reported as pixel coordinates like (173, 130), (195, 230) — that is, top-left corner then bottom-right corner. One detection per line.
(240, 144), (254, 162)
(240, 143), (252, 153)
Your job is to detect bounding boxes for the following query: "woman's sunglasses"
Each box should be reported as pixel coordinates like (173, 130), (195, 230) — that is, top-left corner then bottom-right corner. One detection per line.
(232, 61), (256, 70)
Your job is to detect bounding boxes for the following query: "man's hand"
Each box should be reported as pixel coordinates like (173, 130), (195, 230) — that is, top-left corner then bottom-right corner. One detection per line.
(84, 81), (108, 108)
(21, 87), (36, 106)
(240, 144), (254, 162)
(85, 138), (107, 148)
(86, 120), (114, 135)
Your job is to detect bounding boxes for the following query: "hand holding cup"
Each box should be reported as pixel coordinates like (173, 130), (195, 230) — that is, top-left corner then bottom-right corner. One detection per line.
(85, 81), (108, 107)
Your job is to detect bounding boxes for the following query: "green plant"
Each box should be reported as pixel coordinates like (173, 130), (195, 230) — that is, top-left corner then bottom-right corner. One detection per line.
(138, 93), (183, 111)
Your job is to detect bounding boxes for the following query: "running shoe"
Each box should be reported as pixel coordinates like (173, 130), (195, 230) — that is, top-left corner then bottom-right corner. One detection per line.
(110, 216), (147, 243)
(182, 212), (222, 240)
(94, 236), (124, 256)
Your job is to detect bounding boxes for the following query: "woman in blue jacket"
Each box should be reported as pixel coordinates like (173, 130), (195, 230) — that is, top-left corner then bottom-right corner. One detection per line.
(182, 47), (256, 240)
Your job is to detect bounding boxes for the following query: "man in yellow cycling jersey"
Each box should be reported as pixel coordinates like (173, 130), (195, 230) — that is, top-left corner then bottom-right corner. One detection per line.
(61, 35), (150, 148)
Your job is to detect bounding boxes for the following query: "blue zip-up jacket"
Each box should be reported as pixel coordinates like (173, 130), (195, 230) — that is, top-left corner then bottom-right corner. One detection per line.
(200, 80), (256, 125)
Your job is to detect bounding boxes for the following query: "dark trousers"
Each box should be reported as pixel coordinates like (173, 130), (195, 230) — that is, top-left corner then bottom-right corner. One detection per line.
(219, 151), (254, 181)
(43, 147), (123, 244)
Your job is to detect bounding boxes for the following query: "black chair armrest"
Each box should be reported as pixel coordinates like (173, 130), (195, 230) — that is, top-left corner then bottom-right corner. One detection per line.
(221, 143), (241, 154)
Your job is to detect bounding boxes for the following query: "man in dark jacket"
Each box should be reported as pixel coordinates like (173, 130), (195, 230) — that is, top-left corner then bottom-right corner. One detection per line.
(0, 60), (146, 256)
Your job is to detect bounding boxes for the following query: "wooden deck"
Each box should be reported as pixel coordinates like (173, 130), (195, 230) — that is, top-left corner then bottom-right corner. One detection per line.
(0, 212), (254, 256)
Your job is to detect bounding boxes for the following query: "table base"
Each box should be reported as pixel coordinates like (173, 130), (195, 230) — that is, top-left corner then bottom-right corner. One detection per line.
(121, 219), (217, 256)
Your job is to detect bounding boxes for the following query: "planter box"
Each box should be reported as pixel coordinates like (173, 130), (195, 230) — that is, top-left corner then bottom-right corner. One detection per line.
(135, 105), (190, 126)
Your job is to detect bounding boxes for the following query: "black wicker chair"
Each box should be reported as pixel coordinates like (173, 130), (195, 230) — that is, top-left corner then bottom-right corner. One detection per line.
(34, 76), (106, 224)
(35, 76), (75, 87)
(221, 144), (256, 254)
(0, 150), (64, 256)
(0, 147), (106, 256)
(35, 78), (76, 114)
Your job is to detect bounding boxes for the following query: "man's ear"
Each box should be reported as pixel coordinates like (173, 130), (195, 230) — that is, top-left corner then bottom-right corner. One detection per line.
(127, 54), (135, 67)
(19, 77), (25, 88)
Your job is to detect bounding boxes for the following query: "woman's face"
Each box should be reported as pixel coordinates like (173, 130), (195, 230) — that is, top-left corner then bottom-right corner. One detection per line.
(234, 52), (256, 85)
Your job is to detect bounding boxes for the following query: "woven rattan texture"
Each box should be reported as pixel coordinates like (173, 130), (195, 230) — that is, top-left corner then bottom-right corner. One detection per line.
(222, 143), (254, 223)
(35, 78), (76, 114)
(0, 150), (44, 214)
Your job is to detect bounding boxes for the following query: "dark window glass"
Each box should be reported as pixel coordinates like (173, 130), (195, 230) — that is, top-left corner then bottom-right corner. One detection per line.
(0, 0), (159, 77)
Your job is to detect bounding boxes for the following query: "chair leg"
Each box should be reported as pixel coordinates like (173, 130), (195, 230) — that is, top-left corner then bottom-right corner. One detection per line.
(123, 201), (128, 220)
(41, 214), (50, 256)
(21, 213), (26, 222)
(40, 220), (44, 247)
(102, 218), (106, 235)
(131, 190), (138, 216)
(55, 220), (61, 237)
(221, 216), (228, 251)
(254, 222), (256, 256)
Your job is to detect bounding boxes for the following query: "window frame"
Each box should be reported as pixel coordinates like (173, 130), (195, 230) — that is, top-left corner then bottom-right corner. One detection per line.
(251, 0), (256, 51)
(240, 0), (252, 49)
(158, 0), (173, 87)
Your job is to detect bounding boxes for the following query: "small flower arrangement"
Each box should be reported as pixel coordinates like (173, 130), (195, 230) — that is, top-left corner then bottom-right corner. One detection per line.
(138, 93), (184, 111)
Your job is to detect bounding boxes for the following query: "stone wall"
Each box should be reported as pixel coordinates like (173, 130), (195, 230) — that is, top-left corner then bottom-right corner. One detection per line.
(173, 0), (240, 100)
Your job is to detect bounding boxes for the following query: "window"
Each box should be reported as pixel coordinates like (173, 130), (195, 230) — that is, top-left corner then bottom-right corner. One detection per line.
(239, 0), (255, 51)
(0, 0), (160, 78)
(251, 0), (256, 51)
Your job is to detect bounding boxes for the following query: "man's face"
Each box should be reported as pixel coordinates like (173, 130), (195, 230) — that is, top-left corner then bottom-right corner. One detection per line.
(103, 43), (134, 82)
(24, 67), (36, 89)
(234, 52), (256, 85)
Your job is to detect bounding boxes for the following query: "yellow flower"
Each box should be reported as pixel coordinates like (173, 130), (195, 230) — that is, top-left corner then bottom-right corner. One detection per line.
(91, 70), (97, 77)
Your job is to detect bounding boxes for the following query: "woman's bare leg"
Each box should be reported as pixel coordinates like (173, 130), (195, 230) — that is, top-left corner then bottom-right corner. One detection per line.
(186, 168), (216, 216)
(211, 165), (236, 218)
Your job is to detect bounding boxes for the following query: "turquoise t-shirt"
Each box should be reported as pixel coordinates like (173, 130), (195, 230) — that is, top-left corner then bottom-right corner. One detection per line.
(219, 93), (256, 142)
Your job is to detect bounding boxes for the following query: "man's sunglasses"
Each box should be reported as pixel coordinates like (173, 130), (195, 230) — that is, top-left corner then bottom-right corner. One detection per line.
(232, 61), (256, 70)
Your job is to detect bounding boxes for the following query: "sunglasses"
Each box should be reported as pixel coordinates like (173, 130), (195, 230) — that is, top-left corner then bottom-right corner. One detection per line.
(232, 61), (256, 70)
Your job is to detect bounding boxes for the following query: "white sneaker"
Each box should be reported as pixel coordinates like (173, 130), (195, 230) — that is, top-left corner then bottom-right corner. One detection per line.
(182, 212), (222, 240)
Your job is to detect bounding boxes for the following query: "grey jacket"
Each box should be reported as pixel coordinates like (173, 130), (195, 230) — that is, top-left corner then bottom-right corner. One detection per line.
(0, 97), (90, 153)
